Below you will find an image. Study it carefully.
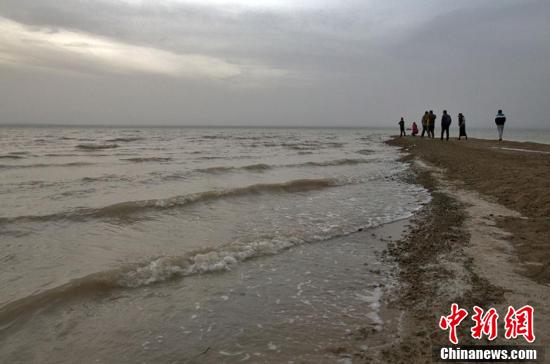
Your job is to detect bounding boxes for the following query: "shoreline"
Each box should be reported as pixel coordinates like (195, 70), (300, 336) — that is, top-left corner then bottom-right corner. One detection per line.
(383, 136), (549, 361)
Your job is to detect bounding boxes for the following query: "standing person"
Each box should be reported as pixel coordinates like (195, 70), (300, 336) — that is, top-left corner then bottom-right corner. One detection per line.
(421, 111), (429, 137)
(441, 110), (452, 141)
(495, 109), (506, 141)
(398, 117), (406, 137)
(412, 121), (419, 136)
(458, 113), (467, 140)
(428, 110), (436, 138)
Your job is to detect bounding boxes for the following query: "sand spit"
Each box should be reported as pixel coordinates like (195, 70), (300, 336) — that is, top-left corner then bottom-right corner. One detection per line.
(378, 137), (549, 362)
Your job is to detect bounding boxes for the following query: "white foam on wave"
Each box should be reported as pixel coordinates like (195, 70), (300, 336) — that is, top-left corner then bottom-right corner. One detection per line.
(118, 236), (306, 288)
(118, 200), (425, 289)
(355, 286), (384, 330)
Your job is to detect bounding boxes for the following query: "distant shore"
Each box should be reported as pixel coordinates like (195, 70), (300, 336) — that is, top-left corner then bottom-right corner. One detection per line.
(380, 136), (550, 361)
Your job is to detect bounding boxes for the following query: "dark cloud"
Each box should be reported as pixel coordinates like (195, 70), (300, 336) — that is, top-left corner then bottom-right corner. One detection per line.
(0, 0), (548, 127)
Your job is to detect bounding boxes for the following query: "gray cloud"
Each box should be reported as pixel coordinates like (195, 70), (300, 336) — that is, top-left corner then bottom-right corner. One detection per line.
(0, 0), (549, 127)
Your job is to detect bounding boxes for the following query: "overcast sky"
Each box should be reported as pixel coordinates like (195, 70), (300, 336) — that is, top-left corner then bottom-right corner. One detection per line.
(1, 0), (549, 128)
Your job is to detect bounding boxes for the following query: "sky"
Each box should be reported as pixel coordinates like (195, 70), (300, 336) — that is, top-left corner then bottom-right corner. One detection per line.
(0, 0), (549, 128)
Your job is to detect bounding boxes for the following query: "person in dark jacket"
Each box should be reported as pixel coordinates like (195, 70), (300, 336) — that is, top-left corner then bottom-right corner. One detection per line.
(398, 117), (406, 137)
(458, 113), (467, 140)
(440, 110), (451, 141)
(495, 109), (506, 141)
(421, 111), (429, 137)
(428, 110), (436, 138)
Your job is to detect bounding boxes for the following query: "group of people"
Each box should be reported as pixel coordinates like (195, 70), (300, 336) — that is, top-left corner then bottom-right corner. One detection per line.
(398, 109), (507, 141)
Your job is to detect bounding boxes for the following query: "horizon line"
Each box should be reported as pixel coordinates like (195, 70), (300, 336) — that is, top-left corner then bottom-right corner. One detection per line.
(1, 123), (549, 131)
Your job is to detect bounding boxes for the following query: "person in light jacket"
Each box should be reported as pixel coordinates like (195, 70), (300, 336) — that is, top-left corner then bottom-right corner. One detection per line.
(421, 111), (429, 137)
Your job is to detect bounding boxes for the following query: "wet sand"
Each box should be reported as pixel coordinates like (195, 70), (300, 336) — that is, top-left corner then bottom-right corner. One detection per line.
(383, 136), (549, 362)
(391, 136), (550, 284)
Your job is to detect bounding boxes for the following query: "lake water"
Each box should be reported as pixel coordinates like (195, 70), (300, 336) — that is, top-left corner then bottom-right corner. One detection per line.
(3, 125), (544, 362)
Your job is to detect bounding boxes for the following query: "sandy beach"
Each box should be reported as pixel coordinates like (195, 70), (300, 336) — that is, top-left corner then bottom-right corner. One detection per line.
(382, 136), (550, 362)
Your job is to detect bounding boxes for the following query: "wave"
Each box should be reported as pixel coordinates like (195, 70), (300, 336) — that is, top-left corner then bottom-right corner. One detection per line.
(8, 151), (30, 155)
(233, 136), (266, 141)
(237, 163), (272, 171)
(81, 176), (103, 183)
(282, 143), (319, 151)
(201, 135), (225, 140)
(0, 239), (303, 325)
(106, 137), (143, 143)
(0, 162), (94, 170)
(122, 157), (172, 163)
(0, 155), (24, 159)
(196, 156), (226, 160)
(0, 220), (382, 325)
(76, 143), (119, 150)
(196, 159), (370, 175)
(357, 149), (375, 155)
(325, 142), (345, 148)
(0, 178), (339, 225)
(197, 163), (272, 174)
(44, 153), (80, 157)
(281, 141), (344, 150)
(155, 172), (187, 181)
(81, 174), (127, 183)
(300, 158), (370, 167)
